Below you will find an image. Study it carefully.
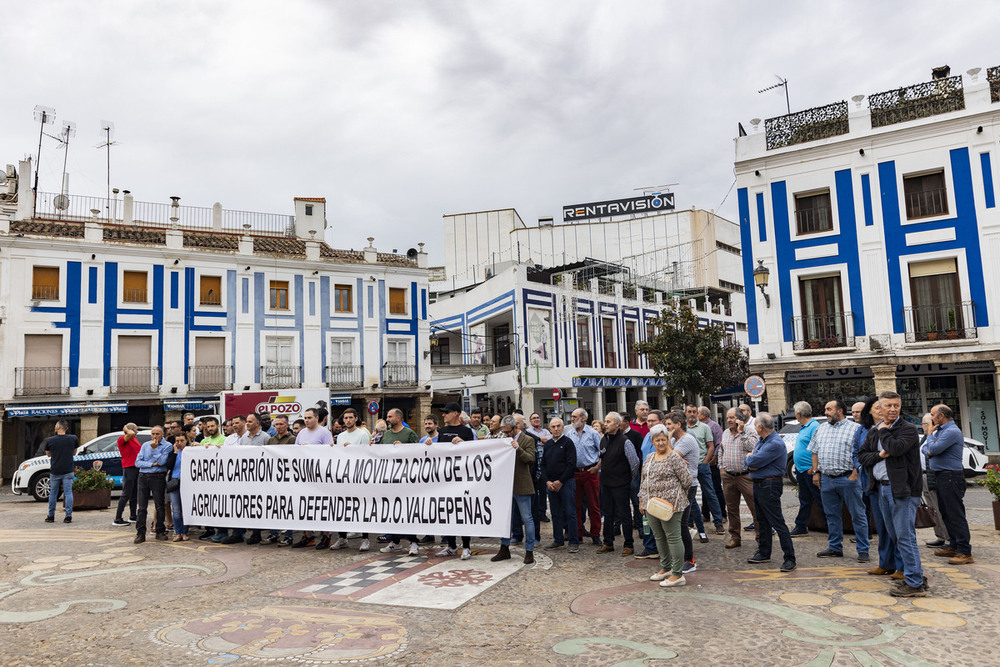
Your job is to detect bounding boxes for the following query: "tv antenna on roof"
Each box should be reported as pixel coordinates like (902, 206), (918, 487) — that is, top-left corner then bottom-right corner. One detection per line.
(32, 105), (56, 215)
(634, 183), (678, 195)
(758, 75), (790, 115)
(45, 121), (77, 213)
(95, 120), (117, 220)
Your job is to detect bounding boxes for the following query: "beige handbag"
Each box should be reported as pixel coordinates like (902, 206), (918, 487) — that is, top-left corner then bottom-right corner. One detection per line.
(646, 497), (675, 522)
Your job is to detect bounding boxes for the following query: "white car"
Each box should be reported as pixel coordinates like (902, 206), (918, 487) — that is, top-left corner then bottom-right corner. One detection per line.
(780, 420), (988, 484)
(11, 430), (153, 502)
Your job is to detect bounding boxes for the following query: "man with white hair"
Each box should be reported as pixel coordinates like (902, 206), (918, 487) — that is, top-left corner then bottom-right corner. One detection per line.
(790, 401), (823, 537)
(595, 412), (640, 556)
(745, 413), (796, 572)
(567, 407), (603, 546)
(629, 400), (651, 439)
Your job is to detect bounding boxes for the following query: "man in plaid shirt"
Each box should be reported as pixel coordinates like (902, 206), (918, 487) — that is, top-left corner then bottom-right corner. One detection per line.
(716, 407), (759, 549)
(808, 399), (869, 562)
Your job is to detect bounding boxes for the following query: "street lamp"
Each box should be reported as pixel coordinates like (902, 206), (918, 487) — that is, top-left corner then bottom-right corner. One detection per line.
(753, 260), (771, 308)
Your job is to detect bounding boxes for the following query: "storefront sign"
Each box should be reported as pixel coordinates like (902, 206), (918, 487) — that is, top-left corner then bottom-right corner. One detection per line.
(222, 390), (330, 421)
(572, 377), (666, 387)
(164, 401), (216, 411)
(5, 403), (129, 417)
(969, 400), (999, 451)
(563, 193), (675, 222)
(787, 362), (997, 383)
(181, 439), (515, 536)
(330, 395), (352, 406)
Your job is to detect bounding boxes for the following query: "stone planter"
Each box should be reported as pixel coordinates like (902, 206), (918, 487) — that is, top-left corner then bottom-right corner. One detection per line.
(73, 488), (112, 510)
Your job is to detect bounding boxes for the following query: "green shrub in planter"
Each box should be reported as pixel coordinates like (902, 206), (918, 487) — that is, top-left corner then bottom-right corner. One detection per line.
(73, 466), (114, 492)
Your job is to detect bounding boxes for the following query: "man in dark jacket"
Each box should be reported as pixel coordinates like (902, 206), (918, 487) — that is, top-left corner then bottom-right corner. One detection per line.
(543, 417), (579, 552)
(874, 391), (926, 597)
(595, 412), (640, 556)
(493, 416), (538, 564)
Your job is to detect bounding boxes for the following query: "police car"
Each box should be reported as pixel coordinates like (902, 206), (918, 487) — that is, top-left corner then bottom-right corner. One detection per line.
(11, 430), (153, 502)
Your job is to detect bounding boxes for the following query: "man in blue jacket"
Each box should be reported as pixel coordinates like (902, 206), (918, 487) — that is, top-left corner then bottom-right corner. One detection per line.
(790, 401), (822, 536)
(745, 413), (795, 572)
(134, 425), (173, 543)
(923, 404), (973, 565)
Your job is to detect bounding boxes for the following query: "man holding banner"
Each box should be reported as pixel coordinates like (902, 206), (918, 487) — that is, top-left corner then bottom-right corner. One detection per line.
(493, 416), (537, 564)
(436, 402), (478, 560)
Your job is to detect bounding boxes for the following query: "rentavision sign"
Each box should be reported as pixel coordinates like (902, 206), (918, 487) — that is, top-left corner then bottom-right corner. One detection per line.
(563, 193), (675, 222)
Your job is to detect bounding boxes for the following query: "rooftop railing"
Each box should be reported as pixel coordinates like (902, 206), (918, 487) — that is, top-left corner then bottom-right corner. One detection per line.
(35, 191), (296, 237)
(869, 75), (965, 128)
(765, 101), (849, 150)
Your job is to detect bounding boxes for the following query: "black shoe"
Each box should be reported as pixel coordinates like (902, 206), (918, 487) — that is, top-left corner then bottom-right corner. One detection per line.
(490, 545), (511, 562)
(44, 515), (55, 523)
(539, 515), (551, 523)
(523, 551), (535, 564)
(817, 549), (844, 558)
(543, 541), (565, 550)
(155, 532), (168, 541)
(418, 535), (435, 544)
(198, 530), (216, 541)
(747, 553), (771, 564)
(220, 535), (244, 545)
(278, 536), (293, 547)
(780, 559), (796, 572)
(292, 536), (315, 548)
(134, 533), (146, 544)
(925, 539), (946, 548)
(744, 523), (755, 532)
(789, 528), (808, 537)
(857, 553), (871, 563)
(592, 536), (603, 546)
(112, 518), (130, 527)
(63, 515), (72, 523)
(315, 537), (331, 550)
(246, 534), (262, 546)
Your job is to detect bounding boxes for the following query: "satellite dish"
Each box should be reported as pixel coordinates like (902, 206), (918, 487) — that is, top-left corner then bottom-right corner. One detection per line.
(406, 248), (419, 259)
(53, 194), (70, 210)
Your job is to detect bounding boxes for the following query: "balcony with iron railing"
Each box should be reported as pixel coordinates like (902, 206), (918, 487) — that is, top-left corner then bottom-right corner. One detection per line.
(34, 191), (297, 237)
(989, 66), (1000, 104)
(903, 301), (977, 343)
(325, 364), (364, 389)
(31, 285), (59, 301)
(189, 365), (233, 391)
(383, 363), (417, 388)
(791, 312), (855, 351)
(111, 367), (159, 393)
(200, 293), (222, 306)
(765, 100), (850, 150)
(15, 367), (70, 396)
(869, 75), (965, 128)
(123, 288), (148, 303)
(260, 366), (302, 390)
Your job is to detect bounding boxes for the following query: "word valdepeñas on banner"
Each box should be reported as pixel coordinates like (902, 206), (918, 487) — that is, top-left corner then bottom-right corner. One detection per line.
(181, 439), (516, 537)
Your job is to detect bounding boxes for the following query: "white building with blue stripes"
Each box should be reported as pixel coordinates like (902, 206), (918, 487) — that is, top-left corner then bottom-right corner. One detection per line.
(0, 170), (431, 477)
(735, 65), (1000, 453)
(429, 207), (746, 419)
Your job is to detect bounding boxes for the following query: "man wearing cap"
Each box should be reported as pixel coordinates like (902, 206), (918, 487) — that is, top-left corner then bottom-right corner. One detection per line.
(434, 402), (478, 559)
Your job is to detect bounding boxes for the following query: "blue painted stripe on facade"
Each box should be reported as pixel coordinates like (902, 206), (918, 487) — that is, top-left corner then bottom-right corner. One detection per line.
(356, 277), (365, 378)
(309, 281), (316, 317)
(755, 192), (767, 243)
(769, 181), (795, 342)
(367, 285), (374, 319)
(834, 169), (866, 335)
(88, 266), (98, 304)
(102, 264), (117, 386)
(294, 276), (305, 372)
(319, 276), (330, 374)
(242, 277), (249, 314)
(377, 280), (385, 380)
(170, 271), (179, 309)
(227, 270), (237, 370)
(467, 301), (513, 325)
(152, 266), (165, 379)
(981, 152), (996, 209)
(737, 188), (758, 346)
(57, 262), (82, 386)
(861, 173), (875, 226)
(421, 288), (427, 321)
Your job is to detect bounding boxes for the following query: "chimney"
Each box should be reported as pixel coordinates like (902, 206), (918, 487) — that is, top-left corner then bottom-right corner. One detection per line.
(212, 202), (223, 232)
(123, 191), (134, 225)
(14, 157), (33, 221)
(417, 242), (428, 269)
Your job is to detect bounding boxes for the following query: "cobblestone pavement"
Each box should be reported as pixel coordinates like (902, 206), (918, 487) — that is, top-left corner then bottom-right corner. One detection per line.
(2, 485), (997, 666)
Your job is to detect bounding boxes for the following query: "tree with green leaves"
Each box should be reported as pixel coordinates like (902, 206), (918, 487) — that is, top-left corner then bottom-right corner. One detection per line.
(633, 300), (748, 403)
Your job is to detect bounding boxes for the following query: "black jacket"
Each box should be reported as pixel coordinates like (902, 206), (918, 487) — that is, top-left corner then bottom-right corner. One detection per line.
(876, 418), (922, 499)
(542, 435), (577, 484)
(857, 426), (882, 495)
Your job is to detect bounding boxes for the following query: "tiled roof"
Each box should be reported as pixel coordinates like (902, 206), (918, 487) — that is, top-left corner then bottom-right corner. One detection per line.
(253, 236), (307, 256)
(10, 220), (85, 238)
(184, 232), (240, 250)
(294, 197), (326, 202)
(320, 245), (365, 261)
(104, 227), (166, 244)
(378, 252), (419, 266)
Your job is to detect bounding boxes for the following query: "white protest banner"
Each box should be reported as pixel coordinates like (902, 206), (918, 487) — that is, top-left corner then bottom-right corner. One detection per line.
(181, 439), (516, 537)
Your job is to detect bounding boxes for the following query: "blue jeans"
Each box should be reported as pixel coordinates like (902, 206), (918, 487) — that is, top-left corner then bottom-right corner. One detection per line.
(48, 472), (74, 517)
(168, 490), (187, 535)
(752, 477), (795, 562)
(878, 486), (923, 588)
(794, 471), (824, 532)
(820, 474), (869, 555)
(548, 479), (579, 545)
(698, 464), (723, 527)
(868, 490), (901, 571)
(688, 487), (706, 533)
(502, 494), (536, 552)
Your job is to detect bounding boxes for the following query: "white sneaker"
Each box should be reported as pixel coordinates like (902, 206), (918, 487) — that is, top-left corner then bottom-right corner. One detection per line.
(650, 571), (670, 581)
(346, 532), (362, 539)
(460, 548), (472, 560)
(408, 543), (420, 556)
(329, 537), (349, 550)
(436, 546), (457, 557)
(359, 539), (370, 552)
(660, 575), (686, 588)
(380, 543), (402, 553)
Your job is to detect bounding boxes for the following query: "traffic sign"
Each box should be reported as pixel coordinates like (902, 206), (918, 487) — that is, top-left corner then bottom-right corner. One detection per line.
(367, 401), (380, 415)
(744, 375), (766, 398)
(552, 388), (562, 401)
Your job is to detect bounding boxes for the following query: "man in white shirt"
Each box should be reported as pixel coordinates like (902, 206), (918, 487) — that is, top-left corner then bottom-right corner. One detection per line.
(330, 408), (371, 552)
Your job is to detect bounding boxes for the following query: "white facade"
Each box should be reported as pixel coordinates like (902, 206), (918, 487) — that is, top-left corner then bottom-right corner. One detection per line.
(0, 170), (431, 476)
(430, 207), (746, 420)
(734, 65), (1000, 451)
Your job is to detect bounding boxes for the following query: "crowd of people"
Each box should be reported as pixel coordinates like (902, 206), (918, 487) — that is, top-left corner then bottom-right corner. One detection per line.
(43, 393), (976, 598)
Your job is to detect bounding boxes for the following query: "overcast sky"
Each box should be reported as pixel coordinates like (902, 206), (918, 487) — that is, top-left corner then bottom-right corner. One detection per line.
(3, 1), (999, 262)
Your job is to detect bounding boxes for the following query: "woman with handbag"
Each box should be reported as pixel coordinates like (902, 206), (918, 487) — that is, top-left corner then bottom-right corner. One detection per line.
(639, 423), (693, 588)
(165, 433), (190, 542)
